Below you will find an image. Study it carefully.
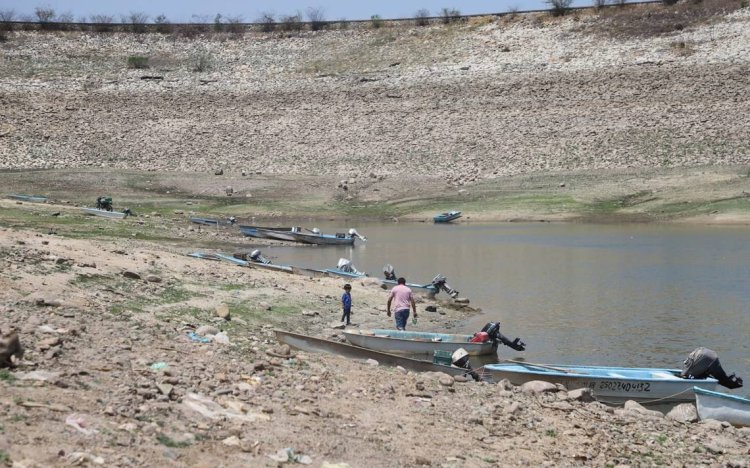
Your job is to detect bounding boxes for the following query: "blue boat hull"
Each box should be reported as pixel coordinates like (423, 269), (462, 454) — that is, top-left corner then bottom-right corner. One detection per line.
(433, 211), (462, 223)
(484, 363), (718, 404)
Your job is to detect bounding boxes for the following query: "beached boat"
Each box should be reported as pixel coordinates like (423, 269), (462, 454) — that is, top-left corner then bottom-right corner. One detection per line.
(343, 329), (497, 356)
(483, 363), (719, 404)
(694, 387), (750, 427)
(433, 211), (462, 223)
(275, 330), (479, 379)
(7, 194), (48, 203)
(239, 225), (295, 239)
(286, 229), (365, 246)
(381, 279), (441, 295)
(256, 228), (303, 242)
(190, 217), (236, 226)
(82, 208), (129, 219)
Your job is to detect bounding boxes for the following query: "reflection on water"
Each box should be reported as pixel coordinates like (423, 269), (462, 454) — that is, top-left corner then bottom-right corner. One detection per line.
(253, 222), (750, 397)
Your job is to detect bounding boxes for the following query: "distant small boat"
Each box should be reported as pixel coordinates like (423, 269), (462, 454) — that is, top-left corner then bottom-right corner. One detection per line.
(190, 217), (236, 226)
(239, 225), (295, 238)
(8, 194), (48, 203)
(82, 208), (129, 219)
(694, 387), (750, 427)
(433, 211), (462, 223)
(343, 329), (498, 356)
(483, 363), (718, 404)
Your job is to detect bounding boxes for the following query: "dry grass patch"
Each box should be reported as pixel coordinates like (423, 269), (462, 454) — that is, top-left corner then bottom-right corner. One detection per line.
(588, 0), (742, 38)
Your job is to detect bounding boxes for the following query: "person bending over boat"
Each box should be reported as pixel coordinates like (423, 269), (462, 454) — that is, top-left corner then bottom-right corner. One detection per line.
(387, 277), (417, 330)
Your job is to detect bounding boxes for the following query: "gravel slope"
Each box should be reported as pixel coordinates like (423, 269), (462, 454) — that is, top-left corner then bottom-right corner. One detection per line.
(1, 9), (749, 184)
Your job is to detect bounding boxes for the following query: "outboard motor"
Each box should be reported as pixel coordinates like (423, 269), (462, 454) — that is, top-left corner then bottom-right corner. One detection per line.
(481, 322), (526, 351)
(431, 274), (459, 298)
(337, 258), (363, 275)
(383, 264), (397, 281)
(228, 216), (237, 225)
(681, 347), (743, 389)
(348, 228), (366, 241)
(122, 208), (133, 218)
(249, 249), (271, 264)
(451, 348), (481, 381)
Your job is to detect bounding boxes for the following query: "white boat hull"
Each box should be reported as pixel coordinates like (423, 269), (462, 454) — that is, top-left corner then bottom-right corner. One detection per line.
(343, 329), (496, 356)
(695, 387), (750, 427)
(484, 363), (719, 404)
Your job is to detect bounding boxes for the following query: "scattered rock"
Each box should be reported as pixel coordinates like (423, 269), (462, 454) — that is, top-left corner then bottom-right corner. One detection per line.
(122, 271), (141, 280)
(222, 435), (242, 447)
(425, 305), (437, 313)
(666, 403), (699, 423)
(330, 322), (346, 330)
(214, 304), (231, 320)
(438, 375), (454, 387)
(567, 388), (594, 402)
(196, 325), (220, 337)
(145, 275), (162, 283)
(521, 380), (558, 394)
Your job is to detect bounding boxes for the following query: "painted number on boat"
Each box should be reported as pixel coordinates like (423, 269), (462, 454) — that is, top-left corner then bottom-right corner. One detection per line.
(588, 381), (651, 392)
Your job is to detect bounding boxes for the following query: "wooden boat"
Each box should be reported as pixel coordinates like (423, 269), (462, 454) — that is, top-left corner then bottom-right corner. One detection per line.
(433, 211), (462, 223)
(190, 217), (236, 226)
(694, 387), (750, 427)
(483, 363), (719, 404)
(342, 329), (497, 356)
(274, 330), (478, 378)
(82, 208), (129, 219)
(7, 194), (48, 203)
(239, 225), (295, 238)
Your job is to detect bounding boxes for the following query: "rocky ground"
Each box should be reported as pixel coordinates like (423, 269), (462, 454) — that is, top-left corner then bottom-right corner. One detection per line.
(2, 216), (750, 467)
(1, 6), (749, 184)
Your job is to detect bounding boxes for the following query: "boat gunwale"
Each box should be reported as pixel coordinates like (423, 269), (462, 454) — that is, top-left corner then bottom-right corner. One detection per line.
(344, 329), (480, 346)
(486, 363), (719, 383)
(694, 386), (750, 403)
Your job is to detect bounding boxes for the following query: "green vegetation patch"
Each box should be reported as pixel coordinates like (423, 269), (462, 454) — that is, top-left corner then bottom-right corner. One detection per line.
(0, 369), (16, 383)
(157, 434), (191, 448)
(126, 55), (149, 69)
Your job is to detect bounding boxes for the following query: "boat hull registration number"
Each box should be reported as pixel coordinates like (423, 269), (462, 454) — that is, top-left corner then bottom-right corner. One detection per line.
(586, 381), (651, 393)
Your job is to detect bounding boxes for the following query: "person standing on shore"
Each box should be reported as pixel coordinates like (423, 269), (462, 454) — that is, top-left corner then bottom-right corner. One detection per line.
(341, 284), (353, 326)
(387, 277), (417, 330)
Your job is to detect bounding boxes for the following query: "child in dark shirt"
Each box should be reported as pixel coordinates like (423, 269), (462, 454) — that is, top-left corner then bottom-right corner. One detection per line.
(341, 284), (352, 326)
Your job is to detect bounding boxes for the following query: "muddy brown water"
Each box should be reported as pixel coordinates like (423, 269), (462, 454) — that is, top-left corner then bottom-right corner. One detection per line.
(251, 222), (750, 398)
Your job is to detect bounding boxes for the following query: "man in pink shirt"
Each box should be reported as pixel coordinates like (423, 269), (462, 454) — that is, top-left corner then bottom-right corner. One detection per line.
(387, 277), (417, 330)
